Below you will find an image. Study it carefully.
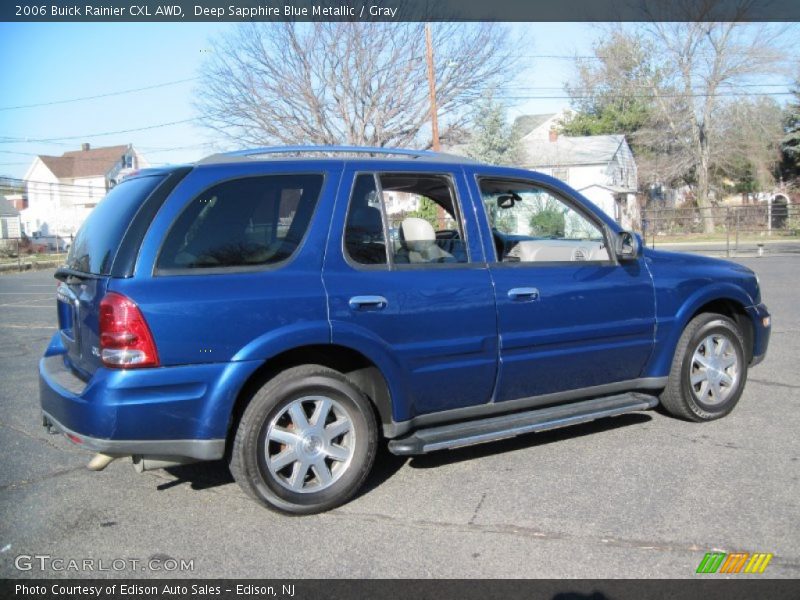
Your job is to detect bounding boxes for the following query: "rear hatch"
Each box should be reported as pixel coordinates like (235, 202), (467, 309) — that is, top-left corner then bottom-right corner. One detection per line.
(55, 173), (170, 380)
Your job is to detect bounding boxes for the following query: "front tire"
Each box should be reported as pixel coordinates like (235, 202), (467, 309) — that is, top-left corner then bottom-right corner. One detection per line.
(660, 313), (748, 422)
(230, 365), (378, 514)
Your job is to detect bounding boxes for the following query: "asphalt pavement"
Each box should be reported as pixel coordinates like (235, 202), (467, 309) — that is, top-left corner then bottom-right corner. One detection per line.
(0, 257), (798, 578)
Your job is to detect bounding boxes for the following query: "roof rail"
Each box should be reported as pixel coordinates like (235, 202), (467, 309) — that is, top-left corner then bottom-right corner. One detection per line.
(198, 145), (477, 164)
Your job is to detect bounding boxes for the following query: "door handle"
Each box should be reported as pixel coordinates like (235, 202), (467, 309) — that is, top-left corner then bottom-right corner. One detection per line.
(508, 287), (540, 301)
(348, 295), (389, 311)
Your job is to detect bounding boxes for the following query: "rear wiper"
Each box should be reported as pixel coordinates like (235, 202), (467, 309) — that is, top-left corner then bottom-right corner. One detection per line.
(54, 267), (102, 282)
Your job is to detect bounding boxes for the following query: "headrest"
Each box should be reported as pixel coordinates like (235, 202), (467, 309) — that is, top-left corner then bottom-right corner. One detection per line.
(400, 217), (436, 251)
(349, 206), (383, 233)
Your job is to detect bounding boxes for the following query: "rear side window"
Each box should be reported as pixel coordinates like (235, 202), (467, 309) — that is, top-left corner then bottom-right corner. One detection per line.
(343, 172), (469, 267)
(66, 175), (164, 275)
(157, 174), (323, 272)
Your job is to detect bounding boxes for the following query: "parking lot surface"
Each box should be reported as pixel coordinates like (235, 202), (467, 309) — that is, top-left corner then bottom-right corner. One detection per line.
(0, 257), (798, 578)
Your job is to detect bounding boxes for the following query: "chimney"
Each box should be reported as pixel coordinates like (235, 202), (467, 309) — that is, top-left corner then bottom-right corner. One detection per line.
(81, 143), (90, 151)
(548, 128), (558, 143)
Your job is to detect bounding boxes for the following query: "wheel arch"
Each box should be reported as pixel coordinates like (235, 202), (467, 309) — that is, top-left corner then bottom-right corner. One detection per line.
(647, 283), (755, 377)
(226, 344), (396, 450)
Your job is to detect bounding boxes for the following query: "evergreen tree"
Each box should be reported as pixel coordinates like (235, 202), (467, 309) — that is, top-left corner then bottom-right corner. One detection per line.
(465, 95), (521, 166)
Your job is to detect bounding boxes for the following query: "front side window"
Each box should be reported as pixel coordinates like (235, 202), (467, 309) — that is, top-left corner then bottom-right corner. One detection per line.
(157, 174), (323, 271)
(343, 172), (469, 267)
(479, 179), (610, 263)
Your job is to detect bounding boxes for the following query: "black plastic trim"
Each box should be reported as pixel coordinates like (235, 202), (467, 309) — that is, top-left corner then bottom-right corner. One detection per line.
(382, 376), (668, 438)
(388, 393), (658, 455)
(110, 166), (193, 278)
(42, 410), (225, 461)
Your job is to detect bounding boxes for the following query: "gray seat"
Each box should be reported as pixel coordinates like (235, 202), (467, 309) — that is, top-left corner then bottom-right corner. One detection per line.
(397, 217), (453, 264)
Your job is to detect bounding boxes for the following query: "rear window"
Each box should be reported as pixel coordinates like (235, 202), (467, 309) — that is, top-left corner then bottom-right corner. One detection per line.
(156, 174), (323, 272)
(66, 175), (165, 275)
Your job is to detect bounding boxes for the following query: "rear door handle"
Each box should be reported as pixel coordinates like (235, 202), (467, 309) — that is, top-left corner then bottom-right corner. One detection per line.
(349, 295), (388, 311)
(508, 287), (540, 302)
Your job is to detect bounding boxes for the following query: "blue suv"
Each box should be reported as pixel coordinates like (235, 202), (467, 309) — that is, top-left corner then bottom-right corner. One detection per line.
(40, 146), (771, 514)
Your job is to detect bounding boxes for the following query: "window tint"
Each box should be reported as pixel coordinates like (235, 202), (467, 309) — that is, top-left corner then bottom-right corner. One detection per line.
(343, 172), (468, 267)
(343, 174), (387, 266)
(381, 174), (468, 265)
(66, 174), (165, 275)
(157, 174), (323, 271)
(479, 179), (610, 263)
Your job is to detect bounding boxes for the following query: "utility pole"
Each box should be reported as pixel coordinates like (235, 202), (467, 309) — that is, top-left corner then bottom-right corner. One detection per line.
(425, 24), (440, 152)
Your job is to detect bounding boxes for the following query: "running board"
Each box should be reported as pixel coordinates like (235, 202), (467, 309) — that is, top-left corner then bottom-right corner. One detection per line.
(387, 393), (658, 455)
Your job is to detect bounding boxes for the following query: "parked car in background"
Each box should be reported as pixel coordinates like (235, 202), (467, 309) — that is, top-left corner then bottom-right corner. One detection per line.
(30, 232), (71, 253)
(39, 146), (770, 514)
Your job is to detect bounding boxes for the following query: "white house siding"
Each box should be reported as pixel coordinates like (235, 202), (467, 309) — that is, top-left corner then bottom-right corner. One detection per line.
(535, 163), (608, 192)
(21, 158), (62, 237)
(21, 145), (147, 238)
(607, 141), (637, 191)
(577, 185), (617, 219)
(521, 130), (639, 227)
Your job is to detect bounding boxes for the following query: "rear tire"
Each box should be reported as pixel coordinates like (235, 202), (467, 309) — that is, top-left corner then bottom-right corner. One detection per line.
(660, 313), (747, 422)
(230, 365), (378, 514)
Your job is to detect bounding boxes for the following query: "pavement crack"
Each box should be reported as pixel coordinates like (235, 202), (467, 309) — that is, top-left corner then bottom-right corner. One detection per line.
(469, 492), (487, 525)
(0, 465), (85, 491)
(326, 510), (800, 571)
(664, 432), (749, 451)
(0, 419), (72, 453)
(749, 378), (800, 391)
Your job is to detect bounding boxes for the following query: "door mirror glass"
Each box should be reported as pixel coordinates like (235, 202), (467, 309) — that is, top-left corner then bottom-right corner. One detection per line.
(616, 231), (641, 260)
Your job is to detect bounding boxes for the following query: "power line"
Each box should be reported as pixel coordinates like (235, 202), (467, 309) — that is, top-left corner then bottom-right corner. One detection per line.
(474, 91), (795, 100)
(0, 78), (198, 111)
(3, 176), (119, 190)
(0, 118), (198, 144)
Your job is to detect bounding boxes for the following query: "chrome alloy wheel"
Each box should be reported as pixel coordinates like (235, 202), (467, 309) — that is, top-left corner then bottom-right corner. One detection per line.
(689, 333), (740, 406)
(264, 396), (355, 493)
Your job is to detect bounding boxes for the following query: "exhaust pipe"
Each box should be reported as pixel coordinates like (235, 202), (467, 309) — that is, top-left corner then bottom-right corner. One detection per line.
(131, 455), (198, 473)
(87, 453), (119, 471)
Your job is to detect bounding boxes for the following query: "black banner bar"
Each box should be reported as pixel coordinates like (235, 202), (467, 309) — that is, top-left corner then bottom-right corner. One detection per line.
(3, 579), (800, 600)
(3, 0), (800, 22)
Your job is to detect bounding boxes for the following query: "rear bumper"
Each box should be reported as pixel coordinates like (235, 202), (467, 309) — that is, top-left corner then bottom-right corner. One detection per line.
(41, 410), (224, 460)
(747, 303), (771, 367)
(39, 335), (261, 461)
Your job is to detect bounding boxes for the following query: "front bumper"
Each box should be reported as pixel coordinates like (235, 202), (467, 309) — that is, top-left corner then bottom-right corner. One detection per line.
(747, 302), (771, 366)
(39, 334), (261, 460)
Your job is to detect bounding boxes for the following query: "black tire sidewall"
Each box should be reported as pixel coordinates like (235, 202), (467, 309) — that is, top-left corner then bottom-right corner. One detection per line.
(679, 317), (747, 420)
(241, 371), (376, 514)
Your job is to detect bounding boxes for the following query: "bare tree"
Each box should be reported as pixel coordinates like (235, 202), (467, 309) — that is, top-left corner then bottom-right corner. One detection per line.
(715, 96), (785, 195)
(195, 22), (512, 149)
(641, 16), (788, 231)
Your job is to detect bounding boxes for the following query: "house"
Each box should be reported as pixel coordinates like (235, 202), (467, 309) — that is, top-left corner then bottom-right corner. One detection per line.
(0, 195), (22, 240)
(21, 143), (147, 237)
(515, 112), (641, 229)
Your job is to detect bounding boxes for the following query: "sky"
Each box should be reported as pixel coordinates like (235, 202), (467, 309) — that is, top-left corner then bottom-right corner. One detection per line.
(0, 21), (796, 181)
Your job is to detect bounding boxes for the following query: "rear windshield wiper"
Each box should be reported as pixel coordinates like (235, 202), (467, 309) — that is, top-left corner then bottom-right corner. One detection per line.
(54, 267), (103, 283)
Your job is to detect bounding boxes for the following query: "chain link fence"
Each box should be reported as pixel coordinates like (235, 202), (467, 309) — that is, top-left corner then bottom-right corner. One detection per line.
(641, 202), (800, 257)
(0, 237), (70, 273)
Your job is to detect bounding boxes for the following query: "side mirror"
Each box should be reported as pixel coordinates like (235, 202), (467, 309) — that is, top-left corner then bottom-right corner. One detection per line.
(615, 230), (642, 261)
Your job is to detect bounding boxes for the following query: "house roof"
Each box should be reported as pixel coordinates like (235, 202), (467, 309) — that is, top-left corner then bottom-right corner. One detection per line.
(578, 183), (637, 194)
(513, 114), (557, 137)
(522, 134), (626, 168)
(37, 144), (130, 179)
(0, 195), (20, 217)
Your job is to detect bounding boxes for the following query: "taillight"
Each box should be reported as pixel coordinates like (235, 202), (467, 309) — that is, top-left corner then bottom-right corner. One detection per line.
(98, 292), (159, 368)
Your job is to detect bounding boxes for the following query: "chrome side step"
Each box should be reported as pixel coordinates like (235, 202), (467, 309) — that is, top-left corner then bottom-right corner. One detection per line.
(387, 393), (658, 455)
